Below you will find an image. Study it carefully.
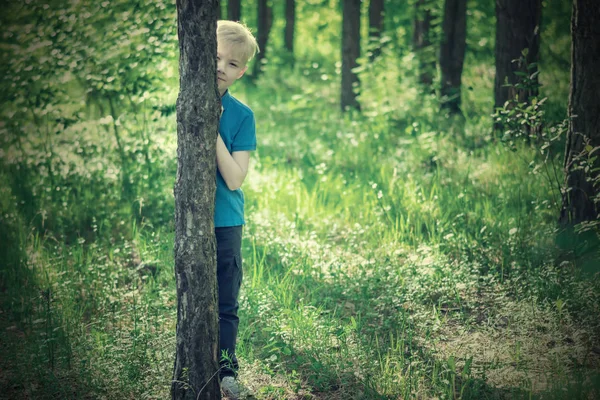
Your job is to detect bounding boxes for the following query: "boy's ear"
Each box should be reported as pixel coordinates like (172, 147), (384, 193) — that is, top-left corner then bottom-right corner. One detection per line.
(237, 65), (248, 79)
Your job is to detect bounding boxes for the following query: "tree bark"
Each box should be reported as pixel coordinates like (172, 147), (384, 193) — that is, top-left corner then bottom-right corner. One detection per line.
(494, 0), (541, 110)
(285, 0), (295, 54)
(172, 1), (221, 399)
(560, 0), (600, 225)
(439, 0), (467, 114)
(228, 0), (241, 21)
(368, 0), (384, 60)
(341, 0), (361, 111)
(413, 0), (436, 87)
(253, 0), (273, 77)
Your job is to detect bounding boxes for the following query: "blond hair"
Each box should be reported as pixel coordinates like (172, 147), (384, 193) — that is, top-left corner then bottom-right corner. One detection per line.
(217, 20), (259, 64)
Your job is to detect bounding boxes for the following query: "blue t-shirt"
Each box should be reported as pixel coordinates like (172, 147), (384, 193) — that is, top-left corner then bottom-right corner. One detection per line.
(215, 90), (256, 227)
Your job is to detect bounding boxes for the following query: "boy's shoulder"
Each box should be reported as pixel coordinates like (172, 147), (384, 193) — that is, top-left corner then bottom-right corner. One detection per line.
(225, 92), (254, 117)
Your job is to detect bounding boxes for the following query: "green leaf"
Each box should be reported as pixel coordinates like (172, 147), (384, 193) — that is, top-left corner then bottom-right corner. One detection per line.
(447, 355), (455, 371)
(588, 146), (600, 156)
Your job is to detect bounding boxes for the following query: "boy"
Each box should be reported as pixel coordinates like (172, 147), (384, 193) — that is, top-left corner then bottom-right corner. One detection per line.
(214, 20), (259, 398)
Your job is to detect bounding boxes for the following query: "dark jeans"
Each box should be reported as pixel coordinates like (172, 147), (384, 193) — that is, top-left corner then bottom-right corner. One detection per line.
(216, 225), (243, 378)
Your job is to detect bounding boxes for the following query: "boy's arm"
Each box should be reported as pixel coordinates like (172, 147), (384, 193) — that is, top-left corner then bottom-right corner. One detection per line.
(216, 133), (250, 191)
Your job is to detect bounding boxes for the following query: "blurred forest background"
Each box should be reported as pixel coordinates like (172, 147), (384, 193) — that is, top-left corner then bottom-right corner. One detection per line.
(1, 0), (599, 399)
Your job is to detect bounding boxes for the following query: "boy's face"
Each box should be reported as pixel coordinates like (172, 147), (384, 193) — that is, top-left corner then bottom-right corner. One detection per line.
(217, 41), (247, 96)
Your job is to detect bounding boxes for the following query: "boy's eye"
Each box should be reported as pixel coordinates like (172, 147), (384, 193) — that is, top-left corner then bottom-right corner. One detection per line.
(230, 63), (237, 67)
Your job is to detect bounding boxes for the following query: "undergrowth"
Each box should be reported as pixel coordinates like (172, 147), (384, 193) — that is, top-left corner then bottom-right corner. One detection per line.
(1, 1), (599, 398)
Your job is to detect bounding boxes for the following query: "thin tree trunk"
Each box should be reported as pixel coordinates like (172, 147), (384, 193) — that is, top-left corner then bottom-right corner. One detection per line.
(368, 0), (384, 60)
(341, 0), (361, 111)
(253, 0), (273, 77)
(106, 96), (133, 200)
(560, 0), (600, 225)
(172, 1), (220, 399)
(439, 0), (467, 114)
(494, 0), (541, 110)
(228, 0), (241, 21)
(285, 0), (295, 54)
(413, 0), (435, 87)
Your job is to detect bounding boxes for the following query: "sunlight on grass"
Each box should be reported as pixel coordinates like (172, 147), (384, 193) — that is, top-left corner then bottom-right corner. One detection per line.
(1, 2), (598, 398)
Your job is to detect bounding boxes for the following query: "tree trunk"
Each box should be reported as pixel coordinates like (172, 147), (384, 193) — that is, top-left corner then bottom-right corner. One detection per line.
(253, 0), (273, 77)
(560, 0), (600, 225)
(413, 0), (436, 87)
(172, 1), (220, 399)
(368, 0), (384, 60)
(228, 0), (241, 21)
(439, 0), (467, 115)
(285, 0), (295, 54)
(494, 0), (541, 110)
(341, 0), (361, 111)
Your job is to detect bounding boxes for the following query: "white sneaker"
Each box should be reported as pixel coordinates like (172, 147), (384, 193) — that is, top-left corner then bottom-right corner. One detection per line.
(221, 376), (241, 399)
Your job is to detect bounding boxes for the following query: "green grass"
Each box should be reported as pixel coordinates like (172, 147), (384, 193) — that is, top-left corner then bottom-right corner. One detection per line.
(1, 7), (599, 398)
